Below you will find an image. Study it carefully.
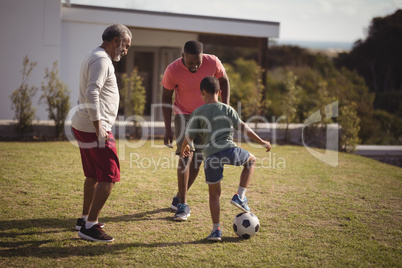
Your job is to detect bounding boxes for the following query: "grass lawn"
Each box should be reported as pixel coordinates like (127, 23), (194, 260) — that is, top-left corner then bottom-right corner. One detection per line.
(0, 140), (401, 267)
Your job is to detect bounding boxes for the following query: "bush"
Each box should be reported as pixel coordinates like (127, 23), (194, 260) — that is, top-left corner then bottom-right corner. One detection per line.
(120, 67), (146, 138)
(40, 61), (70, 138)
(364, 110), (402, 145)
(226, 58), (265, 120)
(10, 56), (38, 136)
(338, 102), (361, 153)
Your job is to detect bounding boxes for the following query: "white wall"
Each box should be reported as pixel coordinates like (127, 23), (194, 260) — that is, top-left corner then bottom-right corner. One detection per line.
(60, 21), (109, 111)
(131, 28), (197, 48)
(0, 0), (61, 120)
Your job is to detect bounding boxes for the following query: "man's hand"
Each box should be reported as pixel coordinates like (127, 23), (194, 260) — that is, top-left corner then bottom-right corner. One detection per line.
(164, 128), (174, 148)
(97, 127), (109, 142)
(93, 120), (108, 142)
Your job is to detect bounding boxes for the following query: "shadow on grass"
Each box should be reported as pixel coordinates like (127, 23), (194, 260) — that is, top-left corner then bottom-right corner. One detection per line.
(101, 207), (173, 222)
(0, 207), (243, 258)
(0, 238), (243, 258)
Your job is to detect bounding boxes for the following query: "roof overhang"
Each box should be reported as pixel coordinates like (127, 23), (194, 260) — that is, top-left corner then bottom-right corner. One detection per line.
(62, 4), (279, 39)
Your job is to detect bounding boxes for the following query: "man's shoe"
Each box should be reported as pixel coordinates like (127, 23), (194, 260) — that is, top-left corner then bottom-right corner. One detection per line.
(207, 229), (222, 241)
(174, 203), (191, 221)
(170, 196), (180, 211)
(75, 218), (104, 231)
(78, 223), (114, 242)
(230, 194), (250, 212)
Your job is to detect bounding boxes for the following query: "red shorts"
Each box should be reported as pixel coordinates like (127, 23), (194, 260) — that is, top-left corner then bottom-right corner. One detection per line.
(72, 128), (120, 183)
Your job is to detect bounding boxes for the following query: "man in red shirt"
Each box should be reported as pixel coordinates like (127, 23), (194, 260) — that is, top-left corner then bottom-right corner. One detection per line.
(161, 40), (230, 221)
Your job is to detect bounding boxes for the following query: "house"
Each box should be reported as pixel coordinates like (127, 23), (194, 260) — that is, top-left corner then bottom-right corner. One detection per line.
(0, 0), (279, 122)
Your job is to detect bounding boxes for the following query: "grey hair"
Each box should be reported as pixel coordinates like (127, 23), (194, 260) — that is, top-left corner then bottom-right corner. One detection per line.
(102, 24), (132, 42)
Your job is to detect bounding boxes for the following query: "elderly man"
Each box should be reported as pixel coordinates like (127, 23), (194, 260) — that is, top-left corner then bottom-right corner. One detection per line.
(71, 24), (132, 242)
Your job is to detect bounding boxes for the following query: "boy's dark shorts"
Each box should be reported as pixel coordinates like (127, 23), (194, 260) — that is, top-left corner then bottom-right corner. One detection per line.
(204, 147), (250, 185)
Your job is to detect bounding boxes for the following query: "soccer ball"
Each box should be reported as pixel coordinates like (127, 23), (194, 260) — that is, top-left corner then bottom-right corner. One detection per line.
(233, 212), (260, 239)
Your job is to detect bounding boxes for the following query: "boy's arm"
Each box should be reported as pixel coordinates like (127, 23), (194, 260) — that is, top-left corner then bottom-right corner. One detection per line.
(181, 135), (195, 157)
(239, 122), (272, 152)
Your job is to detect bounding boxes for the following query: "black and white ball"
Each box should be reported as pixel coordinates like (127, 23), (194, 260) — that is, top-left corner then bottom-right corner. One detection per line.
(233, 212), (260, 239)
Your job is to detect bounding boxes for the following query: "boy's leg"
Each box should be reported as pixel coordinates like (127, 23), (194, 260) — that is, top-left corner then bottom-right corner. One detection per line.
(207, 182), (223, 241)
(208, 182), (221, 224)
(239, 154), (256, 188)
(204, 152), (224, 240)
(231, 153), (256, 212)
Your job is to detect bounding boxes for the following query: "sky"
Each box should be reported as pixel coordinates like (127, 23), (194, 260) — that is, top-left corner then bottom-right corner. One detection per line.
(67, 0), (402, 44)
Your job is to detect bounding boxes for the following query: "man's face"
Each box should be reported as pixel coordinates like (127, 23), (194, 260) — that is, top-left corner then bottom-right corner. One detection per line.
(113, 36), (131, 62)
(182, 52), (203, 73)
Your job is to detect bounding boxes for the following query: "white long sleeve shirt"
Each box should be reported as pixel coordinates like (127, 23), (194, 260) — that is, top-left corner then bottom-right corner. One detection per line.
(71, 47), (119, 133)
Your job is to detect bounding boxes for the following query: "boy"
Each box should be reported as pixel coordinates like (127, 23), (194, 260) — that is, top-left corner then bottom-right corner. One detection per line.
(181, 76), (271, 241)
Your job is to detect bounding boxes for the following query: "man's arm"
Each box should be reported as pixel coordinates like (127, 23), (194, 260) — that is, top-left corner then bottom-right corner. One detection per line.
(162, 87), (174, 148)
(239, 122), (271, 152)
(219, 72), (230, 105)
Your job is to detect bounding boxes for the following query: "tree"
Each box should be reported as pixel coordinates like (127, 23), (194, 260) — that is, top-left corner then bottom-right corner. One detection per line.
(280, 71), (302, 142)
(40, 61), (70, 138)
(120, 67), (146, 138)
(365, 110), (402, 145)
(335, 9), (402, 115)
(10, 56), (38, 136)
(226, 58), (265, 120)
(267, 45), (316, 69)
(304, 80), (337, 148)
(338, 102), (361, 153)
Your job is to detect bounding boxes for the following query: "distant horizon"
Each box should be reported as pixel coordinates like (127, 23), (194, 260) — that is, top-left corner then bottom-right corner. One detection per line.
(273, 39), (354, 51)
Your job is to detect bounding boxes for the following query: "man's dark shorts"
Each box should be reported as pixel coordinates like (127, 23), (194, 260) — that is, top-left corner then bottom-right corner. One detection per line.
(174, 114), (203, 156)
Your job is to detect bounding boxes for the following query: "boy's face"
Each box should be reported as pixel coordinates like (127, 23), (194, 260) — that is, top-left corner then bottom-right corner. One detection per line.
(200, 89), (207, 103)
(200, 89), (221, 103)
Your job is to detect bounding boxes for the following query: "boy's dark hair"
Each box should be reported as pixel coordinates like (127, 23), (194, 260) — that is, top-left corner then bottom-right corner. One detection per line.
(184, 40), (203, 55)
(200, 76), (220, 94)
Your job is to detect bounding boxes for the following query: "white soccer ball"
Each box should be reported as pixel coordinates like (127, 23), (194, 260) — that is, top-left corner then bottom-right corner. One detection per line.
(232, 212), (260, 239)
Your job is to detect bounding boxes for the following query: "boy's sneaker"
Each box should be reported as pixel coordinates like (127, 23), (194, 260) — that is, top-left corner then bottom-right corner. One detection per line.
(78, 223), (114, 242)
(75, 218), (104, 231)
(207, 229), (222, 241)
(230, 194), (250, 212)
(174, 203), (191, 221)
(170, 196), (180, 211)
